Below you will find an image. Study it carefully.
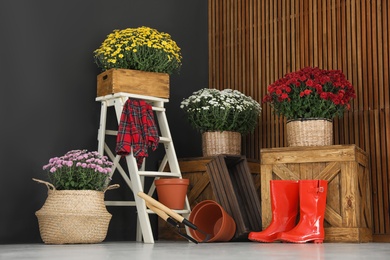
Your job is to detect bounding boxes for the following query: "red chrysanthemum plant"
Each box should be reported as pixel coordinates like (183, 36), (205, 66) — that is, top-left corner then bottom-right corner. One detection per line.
(262, 67), (356, 120)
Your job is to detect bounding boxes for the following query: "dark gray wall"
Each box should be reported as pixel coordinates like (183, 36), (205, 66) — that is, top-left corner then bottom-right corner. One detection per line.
(0, 0), (207, 244)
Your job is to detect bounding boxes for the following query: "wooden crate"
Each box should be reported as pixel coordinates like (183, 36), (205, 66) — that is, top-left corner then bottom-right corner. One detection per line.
(158, 157), (261, 241)
(96, 68), (169, 98)
(206, 155), (262, 241)
(260, 145), (373, 243)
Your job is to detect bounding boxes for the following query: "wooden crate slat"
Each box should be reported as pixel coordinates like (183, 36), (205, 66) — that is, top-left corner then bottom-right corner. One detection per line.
(206, 155), (262, 240)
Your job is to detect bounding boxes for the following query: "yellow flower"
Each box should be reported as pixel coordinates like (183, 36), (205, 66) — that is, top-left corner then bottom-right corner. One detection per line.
(94, 26), (182, 74)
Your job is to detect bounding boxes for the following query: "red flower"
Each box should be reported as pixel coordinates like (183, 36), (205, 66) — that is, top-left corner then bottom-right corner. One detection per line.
(320, 92), (328, 99)
(281, 93), (289, 100)
(306, 79), (315, 87)
(263, 67), (356, 120)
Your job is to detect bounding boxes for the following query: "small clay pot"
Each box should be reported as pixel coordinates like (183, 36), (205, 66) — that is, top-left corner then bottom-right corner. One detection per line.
(189, 200), (236, 242)
(155, 178), (189, 209)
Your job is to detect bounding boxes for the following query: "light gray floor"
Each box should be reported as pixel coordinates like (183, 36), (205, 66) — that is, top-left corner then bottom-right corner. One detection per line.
(1, 241), (389, 260)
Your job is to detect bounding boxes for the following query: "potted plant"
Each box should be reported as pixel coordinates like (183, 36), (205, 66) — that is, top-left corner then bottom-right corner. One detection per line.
(93, 26), (182, 98)
(262, 67), (356, 146)
(33, 149), (119, 244)
(180, 88), (262, 156)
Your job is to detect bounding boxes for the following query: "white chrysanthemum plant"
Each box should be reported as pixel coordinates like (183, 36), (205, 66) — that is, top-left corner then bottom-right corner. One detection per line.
(180, 88), (262, 135)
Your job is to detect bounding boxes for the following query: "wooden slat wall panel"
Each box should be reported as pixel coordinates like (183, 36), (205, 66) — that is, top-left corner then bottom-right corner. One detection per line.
(208, 0), (390, 239)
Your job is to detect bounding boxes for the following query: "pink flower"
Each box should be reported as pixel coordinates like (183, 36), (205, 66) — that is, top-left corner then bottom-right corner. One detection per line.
(41, 149), (114, 191)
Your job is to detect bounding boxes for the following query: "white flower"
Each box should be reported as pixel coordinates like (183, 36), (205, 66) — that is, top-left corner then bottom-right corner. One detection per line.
(180, 88), (262, 135)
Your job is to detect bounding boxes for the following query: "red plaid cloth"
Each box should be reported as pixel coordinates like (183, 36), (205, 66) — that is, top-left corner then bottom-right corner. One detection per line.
(115, 99), (160, 168)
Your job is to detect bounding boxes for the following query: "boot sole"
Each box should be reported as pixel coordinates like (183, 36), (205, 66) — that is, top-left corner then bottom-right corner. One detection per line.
(248, 238), (277, 243)
(278, 238), (323, 244)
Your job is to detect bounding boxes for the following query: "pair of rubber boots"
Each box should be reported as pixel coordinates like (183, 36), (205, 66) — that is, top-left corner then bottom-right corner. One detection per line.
(249, 179), (328, 243)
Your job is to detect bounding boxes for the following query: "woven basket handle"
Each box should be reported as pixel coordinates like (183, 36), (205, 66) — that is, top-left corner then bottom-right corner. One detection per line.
(32, 178), (56, 191)
(104, 184), (120, 193)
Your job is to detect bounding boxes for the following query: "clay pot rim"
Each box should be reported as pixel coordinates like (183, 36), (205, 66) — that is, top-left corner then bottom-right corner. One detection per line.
(154, 178), (189, 185)
(189, 200), (236, 242)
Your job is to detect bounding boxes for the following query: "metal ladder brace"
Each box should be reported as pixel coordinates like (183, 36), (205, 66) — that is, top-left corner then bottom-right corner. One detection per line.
(96, 92), (191, 243)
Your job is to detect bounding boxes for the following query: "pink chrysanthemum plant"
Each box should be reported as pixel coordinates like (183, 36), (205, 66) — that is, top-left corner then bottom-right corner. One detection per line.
(262, 67), (356, 120)
(42, 149), (113, 191)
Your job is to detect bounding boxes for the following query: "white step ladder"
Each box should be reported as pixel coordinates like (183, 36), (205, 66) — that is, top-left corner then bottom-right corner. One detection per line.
(96, 92), (191, 243)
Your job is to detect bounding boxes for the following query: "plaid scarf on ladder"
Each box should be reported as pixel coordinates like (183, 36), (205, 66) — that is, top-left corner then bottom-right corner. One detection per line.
(115, 98), (160, 168)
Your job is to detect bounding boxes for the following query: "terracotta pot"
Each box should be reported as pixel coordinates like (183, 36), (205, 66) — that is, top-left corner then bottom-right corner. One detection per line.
(189, 200), (236, 242)
(155, 178), (189, 209)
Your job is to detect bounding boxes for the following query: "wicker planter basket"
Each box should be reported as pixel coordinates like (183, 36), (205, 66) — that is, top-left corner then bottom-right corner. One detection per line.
(33, 178), (119, 244)
(202, 131), (241, 157)
(286, 118), (333, 147)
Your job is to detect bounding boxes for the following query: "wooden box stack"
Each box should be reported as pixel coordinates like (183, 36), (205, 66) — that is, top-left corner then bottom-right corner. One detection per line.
(205, 155), (262, 241)
(96, 68), (169, 98)
(158, 156), (261, 241)
(260, 145), (373, 243)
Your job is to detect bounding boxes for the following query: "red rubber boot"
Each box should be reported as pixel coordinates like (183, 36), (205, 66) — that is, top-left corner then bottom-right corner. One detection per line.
(248, 180), (299, 242)
(278, 180), (328, 243)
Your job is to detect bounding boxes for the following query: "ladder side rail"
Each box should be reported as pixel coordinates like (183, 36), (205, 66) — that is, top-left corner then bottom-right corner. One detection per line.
(97, 101), (108, 155)
(147, 155), (169, 195)
(136, 160), (146, 242)
(154, 105), (192, 235)
(125, 151), (155, 244)
(104, 146), (133, 191)
(112, 96), (154, 243)
(155, 110), (181, 175)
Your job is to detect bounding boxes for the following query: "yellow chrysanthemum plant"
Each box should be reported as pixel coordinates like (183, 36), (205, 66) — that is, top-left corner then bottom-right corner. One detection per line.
(93, 26), (182, 75)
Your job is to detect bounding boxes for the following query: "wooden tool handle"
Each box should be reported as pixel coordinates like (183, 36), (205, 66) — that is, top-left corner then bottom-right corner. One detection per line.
(137, 191), (184, 222)
(145, 202), (169, 221)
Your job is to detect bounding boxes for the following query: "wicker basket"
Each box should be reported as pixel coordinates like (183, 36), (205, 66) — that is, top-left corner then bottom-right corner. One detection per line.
(202, 131), (241, 156)
(33, 178), (119, 244)
(286, 118), (333, 146)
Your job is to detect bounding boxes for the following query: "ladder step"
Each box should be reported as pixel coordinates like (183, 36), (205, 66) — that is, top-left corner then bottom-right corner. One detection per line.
(105, 130), (118, 136)
(96, 92), (169, 103)
(105, 201), (137, 206)
(138, 171), (181, 178)
(159, 137), (171, 143)
(152, 107), (165, 112)
(104, 130), (171, 143)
